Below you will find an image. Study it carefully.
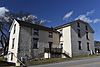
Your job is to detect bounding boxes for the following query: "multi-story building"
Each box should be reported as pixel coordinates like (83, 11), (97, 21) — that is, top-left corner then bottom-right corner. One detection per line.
(7, 19), (95, 66)
(7, 19), (60, 66)
(55, 19), (95, 57)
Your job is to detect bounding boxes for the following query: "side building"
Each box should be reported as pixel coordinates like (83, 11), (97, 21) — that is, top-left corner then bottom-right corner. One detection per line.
(7, 19), (60, 66)
(55, 19), (95, 57)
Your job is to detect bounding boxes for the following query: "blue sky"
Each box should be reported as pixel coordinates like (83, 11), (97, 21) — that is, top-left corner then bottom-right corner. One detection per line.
(0, 0), (100, 41)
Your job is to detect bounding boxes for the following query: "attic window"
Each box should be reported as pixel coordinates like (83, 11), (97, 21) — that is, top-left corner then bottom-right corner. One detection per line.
(13, 24), (16, 34)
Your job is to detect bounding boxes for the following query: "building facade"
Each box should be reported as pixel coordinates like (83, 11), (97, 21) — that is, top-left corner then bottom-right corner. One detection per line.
(55, 20), (95, 57)
(7, 19), (95, 66)
(7, 19), (60, 66)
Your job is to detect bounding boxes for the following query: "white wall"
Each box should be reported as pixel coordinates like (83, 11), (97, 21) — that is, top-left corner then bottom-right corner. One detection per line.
(7, 20), (20, 66)
(57, 26), (72, 57)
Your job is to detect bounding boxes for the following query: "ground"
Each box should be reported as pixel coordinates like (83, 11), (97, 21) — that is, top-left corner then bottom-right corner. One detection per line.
(29, 56), (100, 67)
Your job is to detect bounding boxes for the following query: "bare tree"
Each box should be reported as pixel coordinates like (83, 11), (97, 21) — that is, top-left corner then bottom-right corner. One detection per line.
(0, 11), (45, 55)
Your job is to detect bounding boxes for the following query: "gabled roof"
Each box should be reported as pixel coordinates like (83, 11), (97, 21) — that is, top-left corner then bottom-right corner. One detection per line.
(15, 19), (59, 33)
(55, 19), (94, 33)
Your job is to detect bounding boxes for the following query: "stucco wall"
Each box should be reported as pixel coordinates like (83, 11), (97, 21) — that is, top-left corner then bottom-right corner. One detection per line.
(18, 26), (60, 59)
(71, 22), (94, 56)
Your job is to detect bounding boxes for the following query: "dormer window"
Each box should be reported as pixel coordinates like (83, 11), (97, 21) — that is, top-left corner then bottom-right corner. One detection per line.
(13, 24), (16, 34)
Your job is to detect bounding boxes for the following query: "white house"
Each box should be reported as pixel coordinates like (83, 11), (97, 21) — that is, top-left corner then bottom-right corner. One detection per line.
(55, 19), (95, 57)
(7, 19), (60, 66)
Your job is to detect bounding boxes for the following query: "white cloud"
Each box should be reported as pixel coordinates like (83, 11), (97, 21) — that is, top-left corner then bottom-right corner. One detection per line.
(93, 19), (100, 23)
(0, 7), (9, 17)
(63, 11), (73, 20)
(75, 10), (95, 23)
(75, 15), (93, 23)
(86, 10), (95, 16)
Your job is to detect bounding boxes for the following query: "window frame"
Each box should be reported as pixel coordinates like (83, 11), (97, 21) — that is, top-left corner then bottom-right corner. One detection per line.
(32, 38), (39, 49)
(86, 32), (89, 40)
(11, 53), (13, 61)
(13, 24), (16, 34)
(12, 38), (15, 49)
(48, 32), (53, 38)
(87, 42), (90, 51)
(33, 29), (39, 36)
(78, 41), (82, 50)
(77, 29), (81, 38)
(77, 22), (80, 27)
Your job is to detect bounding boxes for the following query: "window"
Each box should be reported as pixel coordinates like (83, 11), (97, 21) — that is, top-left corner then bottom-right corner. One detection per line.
(87, 42), (90, 51)
(77, 29), (81, 38)
(12, 38), (15, 49)
(60, 43), (63, 49)
(49, 32), (53, 38)
(33, 29), (39, 36)
(11, 53), (13, 61)
(78, 41), (82, 50)
(86, 32), (89, 40)
(85, 25), (88, 30)
(48, 42), (53, 53)
(13, 24), (16, 34)
(33, 38), (38, 49)
(59, 29), (63, 37)
(77, 22), (80, 27)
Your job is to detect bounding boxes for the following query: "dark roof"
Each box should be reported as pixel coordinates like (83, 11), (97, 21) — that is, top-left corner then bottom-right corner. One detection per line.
(16, 19), (59, 33)
(55, 19), (94, 33)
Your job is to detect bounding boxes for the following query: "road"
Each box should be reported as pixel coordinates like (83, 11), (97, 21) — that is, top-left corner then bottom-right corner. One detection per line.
(29, 56), (100, 67)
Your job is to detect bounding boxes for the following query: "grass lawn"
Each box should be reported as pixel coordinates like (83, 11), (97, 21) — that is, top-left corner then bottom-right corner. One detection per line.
(26, 58), (71, 66)
(0, 56), (5, 61)
(26, 54), (100, 66)
(0, 54), (100, 66)
(0, 56), (15, 66)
